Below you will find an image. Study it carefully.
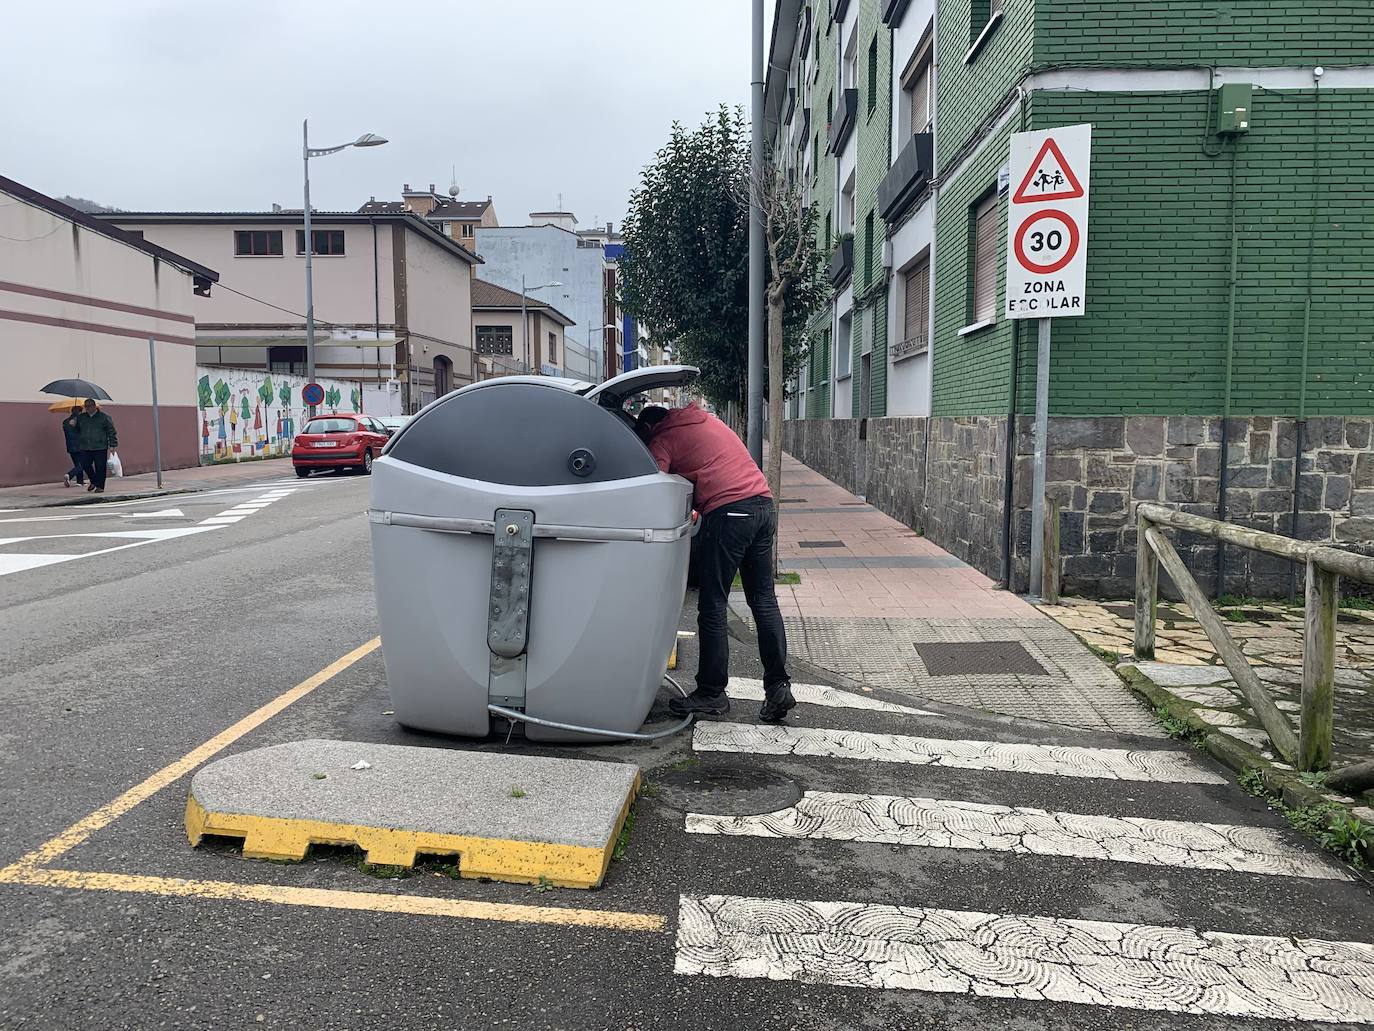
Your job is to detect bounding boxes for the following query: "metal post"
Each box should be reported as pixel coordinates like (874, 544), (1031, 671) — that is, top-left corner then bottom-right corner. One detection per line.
(148, 338), (163, 489)
(746, 0), (765, 468)
(1028, 317), (1051, 595)
(520, 273), (529, 372)
(302, 119), (317, 415)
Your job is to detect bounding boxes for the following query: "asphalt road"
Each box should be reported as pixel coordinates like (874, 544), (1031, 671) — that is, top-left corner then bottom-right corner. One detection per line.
(1, 472), (1371, 1030)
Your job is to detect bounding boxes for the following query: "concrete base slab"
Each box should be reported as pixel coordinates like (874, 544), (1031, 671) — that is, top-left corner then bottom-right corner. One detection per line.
(186, 740), (639, 888)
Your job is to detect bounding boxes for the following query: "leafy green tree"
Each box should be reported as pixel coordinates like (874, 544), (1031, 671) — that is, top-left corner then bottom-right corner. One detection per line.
(619, 105), (821, 425)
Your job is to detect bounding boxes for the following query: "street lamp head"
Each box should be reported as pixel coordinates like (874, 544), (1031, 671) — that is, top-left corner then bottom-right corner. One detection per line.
(352, 133), (388, 147)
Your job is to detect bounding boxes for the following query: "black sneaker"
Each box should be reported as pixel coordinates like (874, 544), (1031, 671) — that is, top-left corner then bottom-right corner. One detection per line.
(669, 688), (731, 717)
(759, 683), (796, 723)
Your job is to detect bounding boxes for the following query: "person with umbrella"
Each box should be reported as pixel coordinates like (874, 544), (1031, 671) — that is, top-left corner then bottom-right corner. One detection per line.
(71, 399), (118, 493)
(61, 404), (85, 488)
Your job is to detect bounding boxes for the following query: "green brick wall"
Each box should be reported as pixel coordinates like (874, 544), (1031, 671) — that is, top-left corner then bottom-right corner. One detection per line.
(935, 0), (1036, 168)
(931, 114), (1020, 417)
(1009, 88), (1374, 417)
(1036, 1), (1374, 66)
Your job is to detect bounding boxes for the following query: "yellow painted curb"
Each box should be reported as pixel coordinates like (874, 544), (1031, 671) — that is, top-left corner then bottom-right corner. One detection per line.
(668, 643), (678, 670)
(186, 773), (638, 890)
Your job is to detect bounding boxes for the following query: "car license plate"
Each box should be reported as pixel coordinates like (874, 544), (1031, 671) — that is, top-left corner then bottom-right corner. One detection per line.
(315, 440), (338, 448)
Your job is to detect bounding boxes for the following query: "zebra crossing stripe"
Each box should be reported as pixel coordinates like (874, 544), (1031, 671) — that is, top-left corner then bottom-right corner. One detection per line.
(692, 723), (1226, 783)
(725, 678), (934, 715)
(675, 894), (1374, 1022)
(686, 791), (1346, 880)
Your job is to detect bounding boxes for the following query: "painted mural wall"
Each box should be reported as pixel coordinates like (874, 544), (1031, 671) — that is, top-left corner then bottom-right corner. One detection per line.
(195, 366), (363, 465)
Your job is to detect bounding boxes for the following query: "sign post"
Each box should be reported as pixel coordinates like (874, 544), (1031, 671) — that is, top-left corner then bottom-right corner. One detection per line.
(302, 381), (325, 417)
(1005, 123), (1091, 596)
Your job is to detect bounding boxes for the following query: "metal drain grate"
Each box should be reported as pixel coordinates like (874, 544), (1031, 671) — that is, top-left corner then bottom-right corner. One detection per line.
(779, 498), (808, 504)
(914, 641), (1048, 677)
(798, 540), (845, 549)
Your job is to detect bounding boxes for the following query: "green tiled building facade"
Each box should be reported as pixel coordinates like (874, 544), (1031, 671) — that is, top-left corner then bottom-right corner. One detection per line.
(771, 0), (1374, 596)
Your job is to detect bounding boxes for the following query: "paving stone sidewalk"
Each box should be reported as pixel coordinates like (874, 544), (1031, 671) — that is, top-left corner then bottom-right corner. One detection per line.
(1042, 597), (1374, 766)
(0, 457), (299, 509)
(733, 455), (1162, 736)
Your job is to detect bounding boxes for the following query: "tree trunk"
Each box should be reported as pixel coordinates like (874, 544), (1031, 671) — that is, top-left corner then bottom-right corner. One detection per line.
(766, 289), (786, 578)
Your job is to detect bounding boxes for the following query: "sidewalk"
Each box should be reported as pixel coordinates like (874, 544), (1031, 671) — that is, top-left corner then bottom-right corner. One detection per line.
(734, 454), (1161, 735)
(0, 458), (298, 510)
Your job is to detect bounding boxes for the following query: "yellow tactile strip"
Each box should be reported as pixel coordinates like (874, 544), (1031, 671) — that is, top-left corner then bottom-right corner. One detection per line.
(185, 774), (638, 889)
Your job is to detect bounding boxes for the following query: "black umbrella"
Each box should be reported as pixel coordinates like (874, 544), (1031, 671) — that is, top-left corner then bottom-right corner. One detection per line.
(41, 378), (113, 401)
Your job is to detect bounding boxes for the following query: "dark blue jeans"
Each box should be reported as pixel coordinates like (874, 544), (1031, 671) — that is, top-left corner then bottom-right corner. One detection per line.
(695, 494), (789, 696)
(66, 451), (84, 483)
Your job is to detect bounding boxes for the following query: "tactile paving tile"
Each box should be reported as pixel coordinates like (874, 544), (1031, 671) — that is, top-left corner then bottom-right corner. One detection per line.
(915, 641), (1047, 677)
(735, 610), (1163, 736)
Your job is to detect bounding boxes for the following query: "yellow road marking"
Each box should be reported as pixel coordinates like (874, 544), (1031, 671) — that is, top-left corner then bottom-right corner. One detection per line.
(1, 638), (380, 873)
(0, 866), (666, 932)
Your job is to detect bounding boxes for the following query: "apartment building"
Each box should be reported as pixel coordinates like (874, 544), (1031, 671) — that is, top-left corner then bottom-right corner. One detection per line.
(358, 183), (498, 253)
(104, 211), (481, 415)
(775, 0), (1374, 597)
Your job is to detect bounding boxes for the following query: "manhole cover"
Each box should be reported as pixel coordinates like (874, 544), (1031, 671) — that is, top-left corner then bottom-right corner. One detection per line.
(798, 540), (845, 548)
(914, 641), (1048, 676)
(652, 761), (800, 816)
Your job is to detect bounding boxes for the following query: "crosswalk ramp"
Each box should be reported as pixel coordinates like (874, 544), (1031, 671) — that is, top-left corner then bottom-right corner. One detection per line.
(672, 677), (1374, 1024)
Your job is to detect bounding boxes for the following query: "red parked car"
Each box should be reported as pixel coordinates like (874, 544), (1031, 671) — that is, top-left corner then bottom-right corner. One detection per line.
(291, 414), (392, 477)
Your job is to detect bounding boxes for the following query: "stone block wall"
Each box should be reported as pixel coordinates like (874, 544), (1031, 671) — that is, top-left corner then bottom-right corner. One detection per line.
(786, 414), (1374, 600)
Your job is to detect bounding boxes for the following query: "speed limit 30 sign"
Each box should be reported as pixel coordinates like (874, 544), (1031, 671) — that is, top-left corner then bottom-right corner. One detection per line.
(1005, 124), (1091, 319)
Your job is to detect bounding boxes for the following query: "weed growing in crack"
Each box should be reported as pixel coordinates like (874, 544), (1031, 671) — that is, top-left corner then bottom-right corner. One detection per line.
(613, 809), (636, 862)
(1239, 767), (1267, 796)
(534, 875), (555, 893)
(1154, 707), (1205, 746)
(509, 786), (527, 799)
(1321, 815), (1374, 868)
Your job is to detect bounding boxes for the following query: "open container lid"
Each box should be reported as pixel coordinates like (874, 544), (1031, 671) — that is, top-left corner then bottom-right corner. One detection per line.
(583, 365), (699, 408)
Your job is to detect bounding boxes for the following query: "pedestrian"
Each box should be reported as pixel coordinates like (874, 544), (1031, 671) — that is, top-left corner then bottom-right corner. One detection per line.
(72, 399), (118, 494)
(635, 404), (794, 722)
(61, 405), (85, 488)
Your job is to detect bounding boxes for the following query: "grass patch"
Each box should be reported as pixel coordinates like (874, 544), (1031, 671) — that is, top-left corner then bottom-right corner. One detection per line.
(356, 858), (413, 879)
(509, 786), (527, 799)
(1081, 640), (1122, 665)
(1342, 596), (1374, 612)
(730, 571), (801, 588)
(664, 755), (700, 773)
(534, 875), (555, 893)
(1236, 772), (1368, 869)
(612, 809), (636, 862)
(1153, 706), (1205, 746)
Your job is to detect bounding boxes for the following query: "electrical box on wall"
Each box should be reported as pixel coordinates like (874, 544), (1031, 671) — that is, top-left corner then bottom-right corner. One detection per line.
(1216, 83), (1253, 134)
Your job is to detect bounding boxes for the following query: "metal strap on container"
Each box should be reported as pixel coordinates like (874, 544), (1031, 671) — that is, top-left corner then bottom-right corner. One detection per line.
(370, 510), (690, 544)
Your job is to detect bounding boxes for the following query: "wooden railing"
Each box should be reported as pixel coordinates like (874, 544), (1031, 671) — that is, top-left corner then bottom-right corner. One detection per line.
(1133, 502), (1374, 775)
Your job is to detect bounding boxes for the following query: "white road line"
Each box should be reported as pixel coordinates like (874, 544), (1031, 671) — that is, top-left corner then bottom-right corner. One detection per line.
(121, 509), (186, 520)
(692, 723), (1226, 784)
(686, 790), (1346, 880)
(675, 894), (1374, 1022)
(199, 517), (244, 524)
(0, 554), (82, 575)
(0, 526), (220, 578)
(727, 677), (934, 715)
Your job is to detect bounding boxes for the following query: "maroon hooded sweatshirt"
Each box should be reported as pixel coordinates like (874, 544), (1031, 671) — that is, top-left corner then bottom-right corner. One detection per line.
(645, 403), (771, 516)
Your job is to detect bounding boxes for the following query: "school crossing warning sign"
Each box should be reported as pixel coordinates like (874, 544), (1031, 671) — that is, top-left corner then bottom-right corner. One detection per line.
(1005, 124), (1091, 319)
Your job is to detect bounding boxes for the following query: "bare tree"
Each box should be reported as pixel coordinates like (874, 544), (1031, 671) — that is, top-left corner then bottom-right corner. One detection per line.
(736, 158), (827, 505)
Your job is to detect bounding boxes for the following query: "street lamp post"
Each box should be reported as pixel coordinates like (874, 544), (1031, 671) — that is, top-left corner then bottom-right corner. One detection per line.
(587, 323), (622, 381)
(302, 120), (387, 409)
(519, 275), (561, 373)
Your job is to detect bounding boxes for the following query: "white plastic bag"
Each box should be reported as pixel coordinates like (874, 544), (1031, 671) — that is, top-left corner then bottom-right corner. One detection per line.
(107, 451), (123, 478)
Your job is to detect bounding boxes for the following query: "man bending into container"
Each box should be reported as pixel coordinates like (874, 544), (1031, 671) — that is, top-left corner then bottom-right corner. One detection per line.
(635, 404), (794, 722)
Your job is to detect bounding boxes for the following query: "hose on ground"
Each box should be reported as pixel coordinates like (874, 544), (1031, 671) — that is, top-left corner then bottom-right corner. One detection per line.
(487, 673), (697, 742)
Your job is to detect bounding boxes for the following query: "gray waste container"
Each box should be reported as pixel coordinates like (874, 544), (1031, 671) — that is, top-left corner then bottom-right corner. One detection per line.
(368, 366), (699, 742)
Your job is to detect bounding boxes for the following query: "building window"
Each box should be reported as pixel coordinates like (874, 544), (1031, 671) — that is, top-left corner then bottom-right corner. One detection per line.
(548, 332), (557, 365)
(295, 229), (346, 256)
(824, 212), (832, 251)
(902, 39), (933, 135)
(267, 345), (306, 375)
(836, 313), (852, 379)
(476, 325), (514, 356)
(462, 223), (474, 238)
(899, 256), (930, 358)
(969, 0), (1005, 51)
(970, 192), (999, 324)
(812, 133), (819, 178)
(862, 211), (874, 287)
(867, 35), (878, 116)
(234, 230), (282, 256)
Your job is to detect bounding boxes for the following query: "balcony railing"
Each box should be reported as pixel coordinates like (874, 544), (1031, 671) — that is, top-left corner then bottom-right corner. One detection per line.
(892, 329), (929, 361)
(877, 130), (934, 221)
(828, 237), (854, 285)
(828, 88), (858, 154)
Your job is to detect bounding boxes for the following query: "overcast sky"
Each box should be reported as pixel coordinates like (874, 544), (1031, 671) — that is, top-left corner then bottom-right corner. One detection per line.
(3, 0), (765, 229)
